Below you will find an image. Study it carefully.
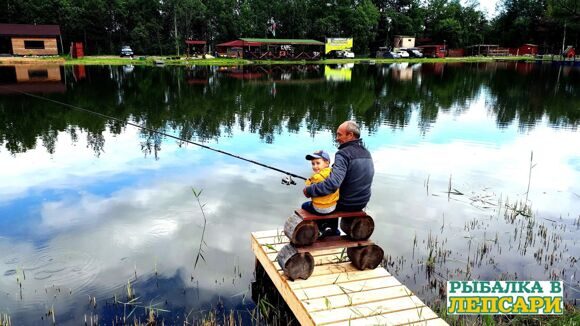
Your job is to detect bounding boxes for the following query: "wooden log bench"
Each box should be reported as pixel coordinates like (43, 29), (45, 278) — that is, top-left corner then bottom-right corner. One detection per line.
(279, 209), (381, 280)
(277, 235), (385, 280)
(284, 209), (375, 247)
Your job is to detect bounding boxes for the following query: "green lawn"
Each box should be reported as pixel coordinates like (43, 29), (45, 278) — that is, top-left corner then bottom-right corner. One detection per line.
(63, 55), (533, 66)
(0, 55), (534, 66)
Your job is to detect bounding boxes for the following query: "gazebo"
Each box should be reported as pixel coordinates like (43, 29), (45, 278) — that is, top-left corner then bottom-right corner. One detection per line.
(185, 40), (206, 57)
(217, 38), (324, 60)
(216, 40), (261, 58)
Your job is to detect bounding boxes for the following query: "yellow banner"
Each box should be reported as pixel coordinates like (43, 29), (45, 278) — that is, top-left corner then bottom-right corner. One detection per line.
(325, 38), (353, 54)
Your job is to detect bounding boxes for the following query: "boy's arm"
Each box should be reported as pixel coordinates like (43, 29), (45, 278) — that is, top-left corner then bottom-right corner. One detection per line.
(308, 173), (325, 184)
(304, 174), (321, 189)
(305, 153), (347, 197)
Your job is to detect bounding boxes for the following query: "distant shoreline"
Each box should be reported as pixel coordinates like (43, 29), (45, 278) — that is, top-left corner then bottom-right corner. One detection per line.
(0, 55), (536, 66)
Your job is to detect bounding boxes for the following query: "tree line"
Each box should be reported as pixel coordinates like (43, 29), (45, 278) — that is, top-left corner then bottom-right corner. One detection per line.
(1, 0), (578, 55)
(1, 63), (578, 155)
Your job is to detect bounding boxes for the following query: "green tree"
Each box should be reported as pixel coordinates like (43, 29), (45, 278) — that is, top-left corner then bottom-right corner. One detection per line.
(492, 0), (548, 47)
(547, 0), (580, 50)
(373, 0), (426, 47)
(348, 0), (381, 53)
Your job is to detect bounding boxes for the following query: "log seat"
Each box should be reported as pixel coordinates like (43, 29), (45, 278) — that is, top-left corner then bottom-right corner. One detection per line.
(294, 208), (375, 241)
(294, 208), (368, 221)
(294, 235), (374, 253)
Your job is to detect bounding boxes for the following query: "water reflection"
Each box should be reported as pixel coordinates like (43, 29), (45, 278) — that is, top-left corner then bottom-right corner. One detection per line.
(0, 63), (578, 156)
(0, 65), (65, 95)
(324, 63), (353, 82)
(0, 63), (579, 324)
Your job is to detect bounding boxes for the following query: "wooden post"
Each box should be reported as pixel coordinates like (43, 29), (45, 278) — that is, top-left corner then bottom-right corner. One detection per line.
(284, 213), (318, 246)
(347, 245), (384, 270)
(58, 35), (64, 55)
(340, 216), (375, 240)
(276, 244), (314, 281)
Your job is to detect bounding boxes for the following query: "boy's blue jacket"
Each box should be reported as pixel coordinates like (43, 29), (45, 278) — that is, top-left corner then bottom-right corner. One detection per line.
(305, 139), (374, 209)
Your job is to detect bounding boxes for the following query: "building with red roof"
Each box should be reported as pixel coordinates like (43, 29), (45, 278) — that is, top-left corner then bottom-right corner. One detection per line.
(216, 38), (324, 60)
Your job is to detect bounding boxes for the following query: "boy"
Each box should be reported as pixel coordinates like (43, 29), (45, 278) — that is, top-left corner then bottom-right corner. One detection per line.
(302, 150), (340, 236)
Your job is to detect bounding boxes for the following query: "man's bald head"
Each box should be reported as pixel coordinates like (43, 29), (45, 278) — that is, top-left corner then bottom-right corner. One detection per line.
(336, 120), (360, 144)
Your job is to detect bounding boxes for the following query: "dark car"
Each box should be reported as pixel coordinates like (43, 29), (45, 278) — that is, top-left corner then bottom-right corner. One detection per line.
(406, 49), (423, 58)
(375, 47), (402, 59)
(120, 46), (134, 57)
(380, 51), (401, 59)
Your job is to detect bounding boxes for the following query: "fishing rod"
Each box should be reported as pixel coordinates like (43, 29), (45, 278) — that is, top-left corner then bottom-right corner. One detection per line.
(0, 85), (306, 184)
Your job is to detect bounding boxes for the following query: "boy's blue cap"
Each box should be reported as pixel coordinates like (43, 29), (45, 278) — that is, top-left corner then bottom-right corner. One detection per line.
(305, 150), (330, 162)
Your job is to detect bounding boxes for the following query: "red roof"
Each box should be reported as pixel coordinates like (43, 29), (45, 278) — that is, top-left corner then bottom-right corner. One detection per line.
(0, 24), (60, 36)
(217, 40), (262, 47)
(185, 40), (206, 45)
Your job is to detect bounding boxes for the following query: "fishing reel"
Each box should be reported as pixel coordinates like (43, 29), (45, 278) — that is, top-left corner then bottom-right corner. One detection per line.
(281, 175), (297, 186)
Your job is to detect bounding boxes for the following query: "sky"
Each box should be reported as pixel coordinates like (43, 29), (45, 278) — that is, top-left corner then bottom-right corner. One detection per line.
(478, 0), (501, 17)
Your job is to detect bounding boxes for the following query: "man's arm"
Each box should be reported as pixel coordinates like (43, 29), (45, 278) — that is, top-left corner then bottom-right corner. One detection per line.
(304, 153), (348, 197)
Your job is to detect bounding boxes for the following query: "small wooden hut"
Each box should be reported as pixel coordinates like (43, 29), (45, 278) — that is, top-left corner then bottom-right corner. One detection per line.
(417, 45), (446, 58)
(509, 44), (538, 56)
(185, 40), (206, 57)
(393, 35), (415, 49)
(0, 24), (62, 56)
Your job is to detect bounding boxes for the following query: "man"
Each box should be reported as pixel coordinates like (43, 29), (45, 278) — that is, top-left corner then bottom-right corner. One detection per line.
(303, 120), (375, 235)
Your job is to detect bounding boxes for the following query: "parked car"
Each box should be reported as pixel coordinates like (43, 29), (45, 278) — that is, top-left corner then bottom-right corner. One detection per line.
(382, 51), (401, 59)
(336, 50), (355, 58)
(406, 49), (423, 58)
(327, 49), (355, 58)
(120, 46), (134, 57)
(396, 50), (410, 58)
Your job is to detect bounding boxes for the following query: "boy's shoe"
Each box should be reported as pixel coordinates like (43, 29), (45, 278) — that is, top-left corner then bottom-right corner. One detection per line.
(321, 227), (341, 238)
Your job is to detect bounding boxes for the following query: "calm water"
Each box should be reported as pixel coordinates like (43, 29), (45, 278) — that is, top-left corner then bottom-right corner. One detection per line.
(0, 62), (579, 324)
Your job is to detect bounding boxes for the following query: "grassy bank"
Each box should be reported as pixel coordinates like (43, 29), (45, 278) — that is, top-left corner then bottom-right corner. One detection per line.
(0, 55), (534, 66)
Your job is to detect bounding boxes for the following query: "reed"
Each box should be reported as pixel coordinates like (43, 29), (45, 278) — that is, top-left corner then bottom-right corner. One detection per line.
(0, 313), (11, 326)
(192, 187), (208, 270)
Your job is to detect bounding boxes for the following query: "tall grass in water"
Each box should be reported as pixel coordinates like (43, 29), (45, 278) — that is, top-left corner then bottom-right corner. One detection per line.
(0, 313), (11, 326)
(397, 151), (580, 325)
(192, 187), (208, 270)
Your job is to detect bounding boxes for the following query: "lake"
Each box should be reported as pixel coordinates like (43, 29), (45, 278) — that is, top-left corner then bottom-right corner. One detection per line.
(0, 62), (579, 324)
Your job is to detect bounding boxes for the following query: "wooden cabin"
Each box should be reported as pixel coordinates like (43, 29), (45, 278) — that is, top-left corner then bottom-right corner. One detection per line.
(393, 35), (415, 49)
(0, 24), (62, 56)
(418, 45), (446, 58)
(509, 44), (538, 56)
(185, 40), (206, 57)
(447, 48), (465, 57)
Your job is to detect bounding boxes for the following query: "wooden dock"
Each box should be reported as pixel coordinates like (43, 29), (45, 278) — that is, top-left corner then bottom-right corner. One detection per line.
(251, 229), (449, 325)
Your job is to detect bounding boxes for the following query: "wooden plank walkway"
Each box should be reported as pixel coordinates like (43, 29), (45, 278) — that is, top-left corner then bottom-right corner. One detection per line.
(251, 229), (449, 326)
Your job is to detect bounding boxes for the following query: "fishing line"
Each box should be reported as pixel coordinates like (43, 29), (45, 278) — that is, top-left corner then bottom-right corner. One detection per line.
(0, 85), (306, 182)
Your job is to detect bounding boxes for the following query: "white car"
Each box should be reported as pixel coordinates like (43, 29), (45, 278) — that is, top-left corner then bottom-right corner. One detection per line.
(120, 45), (134, 57)
(337, 50), (355, 58)
(396, 50), (410, 58)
